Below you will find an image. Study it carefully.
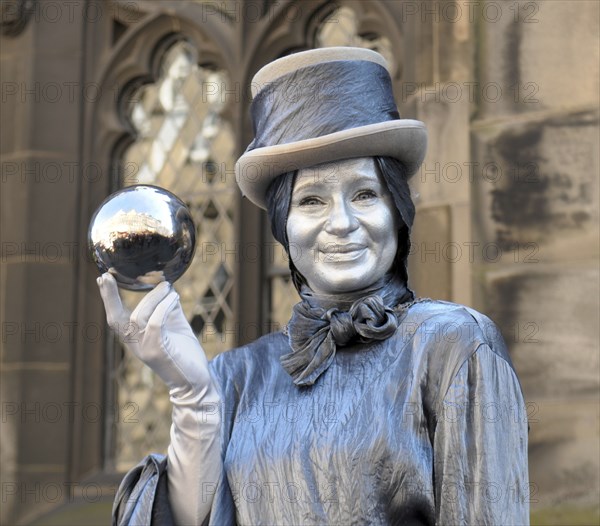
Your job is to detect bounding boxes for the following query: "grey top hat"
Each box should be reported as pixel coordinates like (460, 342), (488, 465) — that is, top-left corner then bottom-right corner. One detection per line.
(235, 47), (428, 210)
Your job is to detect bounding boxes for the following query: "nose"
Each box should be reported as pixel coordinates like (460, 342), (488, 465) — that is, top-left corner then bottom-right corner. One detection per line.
(325, 199), (359, 236)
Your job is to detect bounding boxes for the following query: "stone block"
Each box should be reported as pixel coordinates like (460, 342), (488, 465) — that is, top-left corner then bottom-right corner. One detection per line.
(410, 203), (475, 306)
(3, 262), (75, 363)
(409, 204), (452, 301)
(14, 368), (72, 466)
(1, 153), (81, 246)
(0, 54), (18, 154)
(0, 160), (29, 245)
(437, 1), (473, 84)
(0, 368), (20, 525)
(519, 1), (599, 111)
(484, 265), (599, 400)
(8, 470), (70, 524)
(30, 0), (86, 57)
(471, 109), (599, 260)
(528, 398), (600, 509)
(411, 90), (471, 206)
(27, 53), (85, 152)
(477, 0), (599, 118)
(475, 0), (528, 118)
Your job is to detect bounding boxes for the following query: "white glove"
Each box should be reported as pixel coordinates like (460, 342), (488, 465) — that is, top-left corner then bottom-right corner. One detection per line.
(97, 272), (222, 525)
(97, 272), (212, 396)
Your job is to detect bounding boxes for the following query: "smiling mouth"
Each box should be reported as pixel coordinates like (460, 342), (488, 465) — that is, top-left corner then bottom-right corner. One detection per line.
(319, 244), (366, 262)
(321, 243), (365, 253)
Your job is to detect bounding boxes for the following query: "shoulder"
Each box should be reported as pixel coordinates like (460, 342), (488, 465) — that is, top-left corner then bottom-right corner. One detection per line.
(400, 299), (514, 413)
(401, 298), (508, 360)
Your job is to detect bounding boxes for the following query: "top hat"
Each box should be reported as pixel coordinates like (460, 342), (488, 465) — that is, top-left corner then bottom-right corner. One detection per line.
(235, 47), (428, 210)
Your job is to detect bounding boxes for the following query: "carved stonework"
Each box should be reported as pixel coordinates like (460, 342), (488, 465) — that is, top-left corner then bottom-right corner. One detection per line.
(0, 0), (35, 37)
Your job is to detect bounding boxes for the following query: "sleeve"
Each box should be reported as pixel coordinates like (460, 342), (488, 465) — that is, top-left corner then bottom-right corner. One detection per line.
(433, 344), (530, 525)
(166, 384), (223, 526)
(111, 368), (228, 526)
(112, 454), (175, 526)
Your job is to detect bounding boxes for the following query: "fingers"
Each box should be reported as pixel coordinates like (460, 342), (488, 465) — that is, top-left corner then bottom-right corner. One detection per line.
(131, 281), (173, 330)
(146, 290), (181, 332)
(97, 272), (129, 328)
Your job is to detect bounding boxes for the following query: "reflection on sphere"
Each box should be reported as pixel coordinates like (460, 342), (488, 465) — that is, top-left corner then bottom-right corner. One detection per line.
(88, 185), (196, 291)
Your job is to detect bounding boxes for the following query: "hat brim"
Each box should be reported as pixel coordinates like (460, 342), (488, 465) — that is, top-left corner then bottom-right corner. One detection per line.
(235, 119), (427, 210)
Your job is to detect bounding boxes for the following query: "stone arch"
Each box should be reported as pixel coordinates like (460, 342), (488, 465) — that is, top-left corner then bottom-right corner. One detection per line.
(89, 11), (235, 181)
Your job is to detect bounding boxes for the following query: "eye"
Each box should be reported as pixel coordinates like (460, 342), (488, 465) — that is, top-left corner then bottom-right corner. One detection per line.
(354, 189), (377, 201)
(299, 196), (323, 206)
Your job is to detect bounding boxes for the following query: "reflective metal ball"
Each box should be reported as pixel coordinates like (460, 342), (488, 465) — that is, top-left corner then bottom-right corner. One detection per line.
(88, 185), (196, 291)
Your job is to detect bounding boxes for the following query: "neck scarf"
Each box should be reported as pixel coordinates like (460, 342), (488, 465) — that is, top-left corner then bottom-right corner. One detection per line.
(280, 274), (413, 386)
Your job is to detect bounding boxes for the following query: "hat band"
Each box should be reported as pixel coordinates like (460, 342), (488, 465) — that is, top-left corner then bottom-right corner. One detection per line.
(246, 60), (400, 153)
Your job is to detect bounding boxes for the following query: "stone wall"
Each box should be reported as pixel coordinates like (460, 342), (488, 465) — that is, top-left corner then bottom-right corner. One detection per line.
(407, 0), (600, 515)
(474, 0), (599, 512)
(1, 2), (109, 523)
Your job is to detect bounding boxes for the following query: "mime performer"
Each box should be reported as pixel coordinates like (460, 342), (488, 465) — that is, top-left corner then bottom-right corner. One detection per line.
(99, 47), (530, 525)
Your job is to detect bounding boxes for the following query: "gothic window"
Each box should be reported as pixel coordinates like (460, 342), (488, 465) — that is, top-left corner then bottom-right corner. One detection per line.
(113, 38), (236, 469)
(315, 5), (396, 75)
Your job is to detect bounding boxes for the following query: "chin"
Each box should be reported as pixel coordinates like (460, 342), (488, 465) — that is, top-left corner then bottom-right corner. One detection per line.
(313, 271), (380, 295)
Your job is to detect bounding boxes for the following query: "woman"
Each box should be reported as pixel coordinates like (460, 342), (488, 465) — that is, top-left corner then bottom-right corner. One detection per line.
(99, 47), (529, 525)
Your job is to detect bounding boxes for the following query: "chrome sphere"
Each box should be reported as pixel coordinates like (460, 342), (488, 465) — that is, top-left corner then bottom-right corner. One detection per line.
(88, 185), (196, 291)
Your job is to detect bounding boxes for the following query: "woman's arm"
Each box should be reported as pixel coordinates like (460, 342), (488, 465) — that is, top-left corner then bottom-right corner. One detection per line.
(97, 273), (223, 525)
(167, 375), (222, 525)
(433, 343), (530, 525)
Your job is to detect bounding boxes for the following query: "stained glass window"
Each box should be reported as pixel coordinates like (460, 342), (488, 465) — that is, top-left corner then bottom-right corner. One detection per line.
(113, 40), (236, 470)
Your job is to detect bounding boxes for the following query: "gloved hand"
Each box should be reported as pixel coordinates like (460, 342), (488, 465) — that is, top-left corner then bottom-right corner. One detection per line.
(96, 272), (212, 397)
(97, 272), (222, 525)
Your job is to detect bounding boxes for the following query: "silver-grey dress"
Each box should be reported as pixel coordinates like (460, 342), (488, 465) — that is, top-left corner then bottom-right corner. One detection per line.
(206, 299), (530, 525)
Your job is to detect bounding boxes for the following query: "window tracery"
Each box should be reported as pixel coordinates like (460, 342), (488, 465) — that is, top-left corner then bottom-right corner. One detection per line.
(114, 39), (236, 468)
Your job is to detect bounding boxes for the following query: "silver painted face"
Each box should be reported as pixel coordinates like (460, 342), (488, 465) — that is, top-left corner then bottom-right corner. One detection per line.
(88, 185), (196, 291)
(286, 157), (399, 295)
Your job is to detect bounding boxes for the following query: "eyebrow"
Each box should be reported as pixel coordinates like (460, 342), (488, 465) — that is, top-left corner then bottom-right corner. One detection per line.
(293, 174), (384, 193)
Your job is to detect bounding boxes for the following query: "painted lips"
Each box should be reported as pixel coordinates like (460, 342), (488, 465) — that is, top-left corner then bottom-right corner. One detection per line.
(318, 243), (367, 261)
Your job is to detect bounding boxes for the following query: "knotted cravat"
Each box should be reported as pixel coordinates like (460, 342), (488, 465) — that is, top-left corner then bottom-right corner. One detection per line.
(281, 275), (413, 386)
